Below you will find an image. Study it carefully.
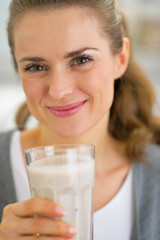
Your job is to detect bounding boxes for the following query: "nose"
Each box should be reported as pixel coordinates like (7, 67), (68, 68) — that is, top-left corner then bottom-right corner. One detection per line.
(48, 69), (74, 100)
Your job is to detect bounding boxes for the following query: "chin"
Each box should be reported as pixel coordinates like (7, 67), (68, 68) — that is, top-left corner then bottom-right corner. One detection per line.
(55, 129), (85, 139)
(52, 123), (89, 140)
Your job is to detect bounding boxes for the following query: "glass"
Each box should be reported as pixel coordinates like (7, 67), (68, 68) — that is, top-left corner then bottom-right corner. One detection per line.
(25, 144), (95, 240)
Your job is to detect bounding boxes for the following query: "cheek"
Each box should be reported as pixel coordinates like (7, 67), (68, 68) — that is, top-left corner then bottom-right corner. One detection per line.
(80, 66), (115, 101)
(97, 72), (115, 110)
(21, 76), (47, 102)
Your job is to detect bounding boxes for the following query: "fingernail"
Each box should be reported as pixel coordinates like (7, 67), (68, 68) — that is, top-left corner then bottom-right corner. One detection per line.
(68, 226), (77, 234)
(55, 206), (67, 215)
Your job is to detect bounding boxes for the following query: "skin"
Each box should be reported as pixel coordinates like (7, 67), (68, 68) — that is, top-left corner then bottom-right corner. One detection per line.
(0, 7), (130, 239)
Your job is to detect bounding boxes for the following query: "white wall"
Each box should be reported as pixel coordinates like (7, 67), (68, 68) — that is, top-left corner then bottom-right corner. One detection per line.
(0, 0), (18, 83)
(0, 0), (24, 131)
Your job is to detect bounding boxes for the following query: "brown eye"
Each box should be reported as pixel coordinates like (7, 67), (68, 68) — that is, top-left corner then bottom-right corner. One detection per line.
(71, 56), (93, 66)
(24, 64), (46, 72)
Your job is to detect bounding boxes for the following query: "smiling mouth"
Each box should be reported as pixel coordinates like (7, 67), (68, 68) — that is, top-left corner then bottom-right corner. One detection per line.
(48, 100), (87, 118)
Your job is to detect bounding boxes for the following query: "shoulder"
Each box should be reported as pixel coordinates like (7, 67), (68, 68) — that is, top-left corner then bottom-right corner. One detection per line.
(0, 129), (18, 150)
(133, 143), (160, 186)
(145, 143), (160, 169)
(0, 128), (17, 140)
(132, 143), (160, 239)
(0, 129), (17, 137)
(0, 129), (18, 219)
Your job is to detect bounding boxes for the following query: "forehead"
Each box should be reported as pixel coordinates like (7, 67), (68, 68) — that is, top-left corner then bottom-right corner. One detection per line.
(14, 7), (109, 58)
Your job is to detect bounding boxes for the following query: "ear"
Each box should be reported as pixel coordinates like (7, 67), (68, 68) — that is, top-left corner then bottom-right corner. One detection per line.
(114, 37), (130, 79)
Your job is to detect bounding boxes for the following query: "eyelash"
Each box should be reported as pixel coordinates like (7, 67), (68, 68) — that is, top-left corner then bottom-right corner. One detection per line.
(23, 55), (94, 72)
(24, 64), (47, 72)
(70, 55), (94, 67)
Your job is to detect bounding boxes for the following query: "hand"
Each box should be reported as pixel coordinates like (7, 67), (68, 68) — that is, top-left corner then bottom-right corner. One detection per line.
(0, 198), (77, 239)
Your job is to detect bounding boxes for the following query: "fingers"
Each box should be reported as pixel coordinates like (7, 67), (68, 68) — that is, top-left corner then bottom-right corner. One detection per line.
(1, 234), (75, 240)
(22, 237), (75, 240)
(1, 199), (77, 239)
(9, 198), (67, 218)
(13, 217), (77, 238)
(0, 218), (76, 239)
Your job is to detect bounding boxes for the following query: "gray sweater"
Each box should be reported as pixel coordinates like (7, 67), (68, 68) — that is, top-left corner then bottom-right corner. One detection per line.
(0, 129), (160, 240)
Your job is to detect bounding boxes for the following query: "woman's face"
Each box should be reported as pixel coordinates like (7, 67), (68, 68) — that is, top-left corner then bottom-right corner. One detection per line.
(14, 7), (128, 138)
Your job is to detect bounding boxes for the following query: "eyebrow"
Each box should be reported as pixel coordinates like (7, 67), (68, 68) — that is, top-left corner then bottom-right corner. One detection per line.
(18, 47), (99, 63)
(19, 57), (45, 63)
(64, 47), (99, 58)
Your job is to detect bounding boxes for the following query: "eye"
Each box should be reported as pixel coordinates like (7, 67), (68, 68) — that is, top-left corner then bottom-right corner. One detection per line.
(71, 55), (94, 67)
(24, 64), (47, 72)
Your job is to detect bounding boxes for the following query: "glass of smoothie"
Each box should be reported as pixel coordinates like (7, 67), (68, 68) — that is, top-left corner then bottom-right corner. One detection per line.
(25, 144), (95, 240)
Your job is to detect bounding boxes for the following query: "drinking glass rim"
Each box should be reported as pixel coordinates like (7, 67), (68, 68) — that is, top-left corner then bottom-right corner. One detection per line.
(25, 144), (95, 154)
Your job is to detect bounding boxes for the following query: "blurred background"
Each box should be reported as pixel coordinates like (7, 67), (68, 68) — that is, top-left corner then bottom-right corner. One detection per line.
(0, 0), (160, 131)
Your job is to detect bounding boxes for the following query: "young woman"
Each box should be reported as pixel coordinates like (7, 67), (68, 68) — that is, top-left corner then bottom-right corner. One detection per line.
(0, 0), (160, 239)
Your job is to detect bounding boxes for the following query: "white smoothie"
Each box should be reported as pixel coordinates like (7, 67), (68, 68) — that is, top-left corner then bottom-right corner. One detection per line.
(27, 155), (94, 240)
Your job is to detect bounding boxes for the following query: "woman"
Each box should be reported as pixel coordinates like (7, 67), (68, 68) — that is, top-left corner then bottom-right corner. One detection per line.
(0, 0), (160, 239)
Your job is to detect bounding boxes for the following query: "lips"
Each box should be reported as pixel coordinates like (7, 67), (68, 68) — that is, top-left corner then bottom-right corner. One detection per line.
(48, 100), (87, 118)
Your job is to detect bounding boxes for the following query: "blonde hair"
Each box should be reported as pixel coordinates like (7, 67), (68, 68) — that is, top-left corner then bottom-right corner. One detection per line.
(7, 0), (160, 161)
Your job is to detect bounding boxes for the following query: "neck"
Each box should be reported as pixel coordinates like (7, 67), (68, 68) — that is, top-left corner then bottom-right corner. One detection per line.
(35, 116), (127, 172)
(38, 112), (109, 147)
(21, 114), (129, 173)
